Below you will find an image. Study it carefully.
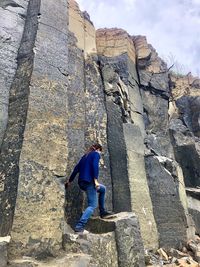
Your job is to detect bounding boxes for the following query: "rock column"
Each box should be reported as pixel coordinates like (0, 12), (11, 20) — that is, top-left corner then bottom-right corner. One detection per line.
(9, 0), (68, 258)
(96, 29), (158, 249)
(134, 35), (189, 248)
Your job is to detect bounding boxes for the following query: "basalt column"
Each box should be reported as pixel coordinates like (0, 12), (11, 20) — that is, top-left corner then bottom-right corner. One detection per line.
(0, 0), (39, 237)
(9, 0), (68, 258)
(134, 35), (189, 248)
(84, 55), (113, 210)
(66, 0), (113, 220)
(169, 74), (200, 236)
(0, 0), (29, 146)
(96, 29), (158, 249)
(65, 0), (86, 227)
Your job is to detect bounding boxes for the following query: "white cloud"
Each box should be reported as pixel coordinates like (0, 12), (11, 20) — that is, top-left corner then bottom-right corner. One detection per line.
(76, 0), (200, 76)
(123, 0), (137, 10)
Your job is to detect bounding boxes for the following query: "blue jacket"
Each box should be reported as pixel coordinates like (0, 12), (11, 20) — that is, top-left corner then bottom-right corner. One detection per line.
(69, 151), (100, 183)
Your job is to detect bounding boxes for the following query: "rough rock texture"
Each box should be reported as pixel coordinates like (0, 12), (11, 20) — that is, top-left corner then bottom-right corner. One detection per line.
(187, 189), (200, 235)
(96, 29), (159, 250)
(9, 254), (93, 267)
(0, 242), (8, 267)
(0, 0), (40, 237)
(114, 213), (145, 267)
(145, 156), (188, 248)
(64, 27), (85, 228)
(0, 0), (28, 146)
(97, 28), (136, 63)
(8, 0), (68, 259)
(0, 0), (199, 266)
(68, 0), (96, 56)
(65, 1), (112, 227)
(64, 212), (145, 267)
(135, 36), (190, 248)
(169, 74), (200, 236)
(0, 236), (10, 267)
(169, 75), (200, 187)
(84, 56), (113, 210)
(64, 232), (117, 267)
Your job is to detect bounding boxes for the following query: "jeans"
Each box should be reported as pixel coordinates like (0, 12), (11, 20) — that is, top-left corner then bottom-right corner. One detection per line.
(75, 181), (106, 230)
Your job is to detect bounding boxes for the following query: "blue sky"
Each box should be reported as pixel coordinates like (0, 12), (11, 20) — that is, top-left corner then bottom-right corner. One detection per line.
(76, 0), (200, 76)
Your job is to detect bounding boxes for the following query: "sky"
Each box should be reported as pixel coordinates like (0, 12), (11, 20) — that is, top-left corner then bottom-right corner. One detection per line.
(76, 0), (200, 77)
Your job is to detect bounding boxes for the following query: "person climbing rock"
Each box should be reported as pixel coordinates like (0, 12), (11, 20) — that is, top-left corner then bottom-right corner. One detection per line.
(65, 143), (113, 233)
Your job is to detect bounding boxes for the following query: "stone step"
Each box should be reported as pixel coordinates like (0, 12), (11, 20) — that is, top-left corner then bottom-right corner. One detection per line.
(0, 236), (11, 267)
(63, 212), (145, 267)
(9, 253), (96, 267)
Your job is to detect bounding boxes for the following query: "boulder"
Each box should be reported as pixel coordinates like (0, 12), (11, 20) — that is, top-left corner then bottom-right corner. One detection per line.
(0, 241), (8, 267)
(63, 212), (145, 267)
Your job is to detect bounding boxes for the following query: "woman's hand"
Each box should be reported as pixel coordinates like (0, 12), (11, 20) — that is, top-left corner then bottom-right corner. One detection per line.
(94, 179), (100, 190)
(65, 180), (71, 189)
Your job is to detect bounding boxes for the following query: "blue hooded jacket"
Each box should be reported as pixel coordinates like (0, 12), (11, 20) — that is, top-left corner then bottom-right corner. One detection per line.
(69, 151), (100, 183)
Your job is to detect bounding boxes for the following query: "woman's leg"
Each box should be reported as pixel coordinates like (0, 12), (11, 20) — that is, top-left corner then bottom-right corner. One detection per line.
(75, 184), (97, 231)
(97, 184), (106, 216)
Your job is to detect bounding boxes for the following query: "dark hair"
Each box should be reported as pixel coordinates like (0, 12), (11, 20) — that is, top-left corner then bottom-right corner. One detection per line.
(87, 143), (102, 153)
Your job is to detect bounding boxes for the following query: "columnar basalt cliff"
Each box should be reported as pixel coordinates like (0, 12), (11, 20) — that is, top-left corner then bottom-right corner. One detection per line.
(0, 0), (200, 266)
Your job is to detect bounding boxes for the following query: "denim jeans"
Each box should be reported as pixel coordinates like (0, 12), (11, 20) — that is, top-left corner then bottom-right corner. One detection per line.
(75, 181), (106, 230)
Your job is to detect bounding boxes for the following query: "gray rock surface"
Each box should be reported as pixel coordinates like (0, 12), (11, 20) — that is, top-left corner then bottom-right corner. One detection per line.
(64, 212), (145, 267)
(0, 0), (40, 237)
(169, 74), (200, 242)
(64, 29), (85, 228)
(0, 241), (8, 267)
(64, 229), (118, 267)
(114, 213), (145, 267)
(84, 56), (112, 211)
(135, 38), (190, 248)
(0, 0), (199, 265)
(8, 0), (68, 259)
(0, 0), (28, 145)
(187, 189), (200, 235)
(98, 52), (158, 250)
(145, 156), (188, 248)
(169, 106), (200, 188)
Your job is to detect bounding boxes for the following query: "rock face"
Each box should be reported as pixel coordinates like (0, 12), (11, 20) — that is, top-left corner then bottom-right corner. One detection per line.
(1, 0), (68, 259)
(0, 236), (10, 267)
(169, 74), (200, 236)
(64, 212), (145, 267)
(0, 0), (28, 146)
(0, 242), (8, 267)
(68, 0), (96, 56)
(134, 35), (190, 248)
(0, 0), (41, 237)
(97, 28), (136, 63)
(0, 0), (199, 266)
(187, 189), (200, 235)
(96, 28), (159, 249)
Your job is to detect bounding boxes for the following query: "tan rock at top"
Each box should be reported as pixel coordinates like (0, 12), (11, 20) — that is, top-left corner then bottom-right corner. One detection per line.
(96, 28), (136, 63)
(133, 35), (151, 60)
(133, 36), (167, 73)
(171, 74), (200, 100)
(68, 0), (97, 56)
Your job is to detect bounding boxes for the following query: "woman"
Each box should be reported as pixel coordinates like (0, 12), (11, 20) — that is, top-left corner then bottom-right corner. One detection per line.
(65, 143), (112, 233)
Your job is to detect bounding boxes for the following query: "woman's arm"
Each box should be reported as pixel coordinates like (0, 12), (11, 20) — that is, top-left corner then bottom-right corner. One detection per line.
(65, 161), (80, 188)
(92, 152), (100, 189)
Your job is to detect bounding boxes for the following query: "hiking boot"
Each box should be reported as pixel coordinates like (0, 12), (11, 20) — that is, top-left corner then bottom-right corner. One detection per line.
(100, 211), (115, 219)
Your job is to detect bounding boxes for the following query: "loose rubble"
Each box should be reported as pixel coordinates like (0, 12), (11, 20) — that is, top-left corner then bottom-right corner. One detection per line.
(146, 236), (200, 266)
